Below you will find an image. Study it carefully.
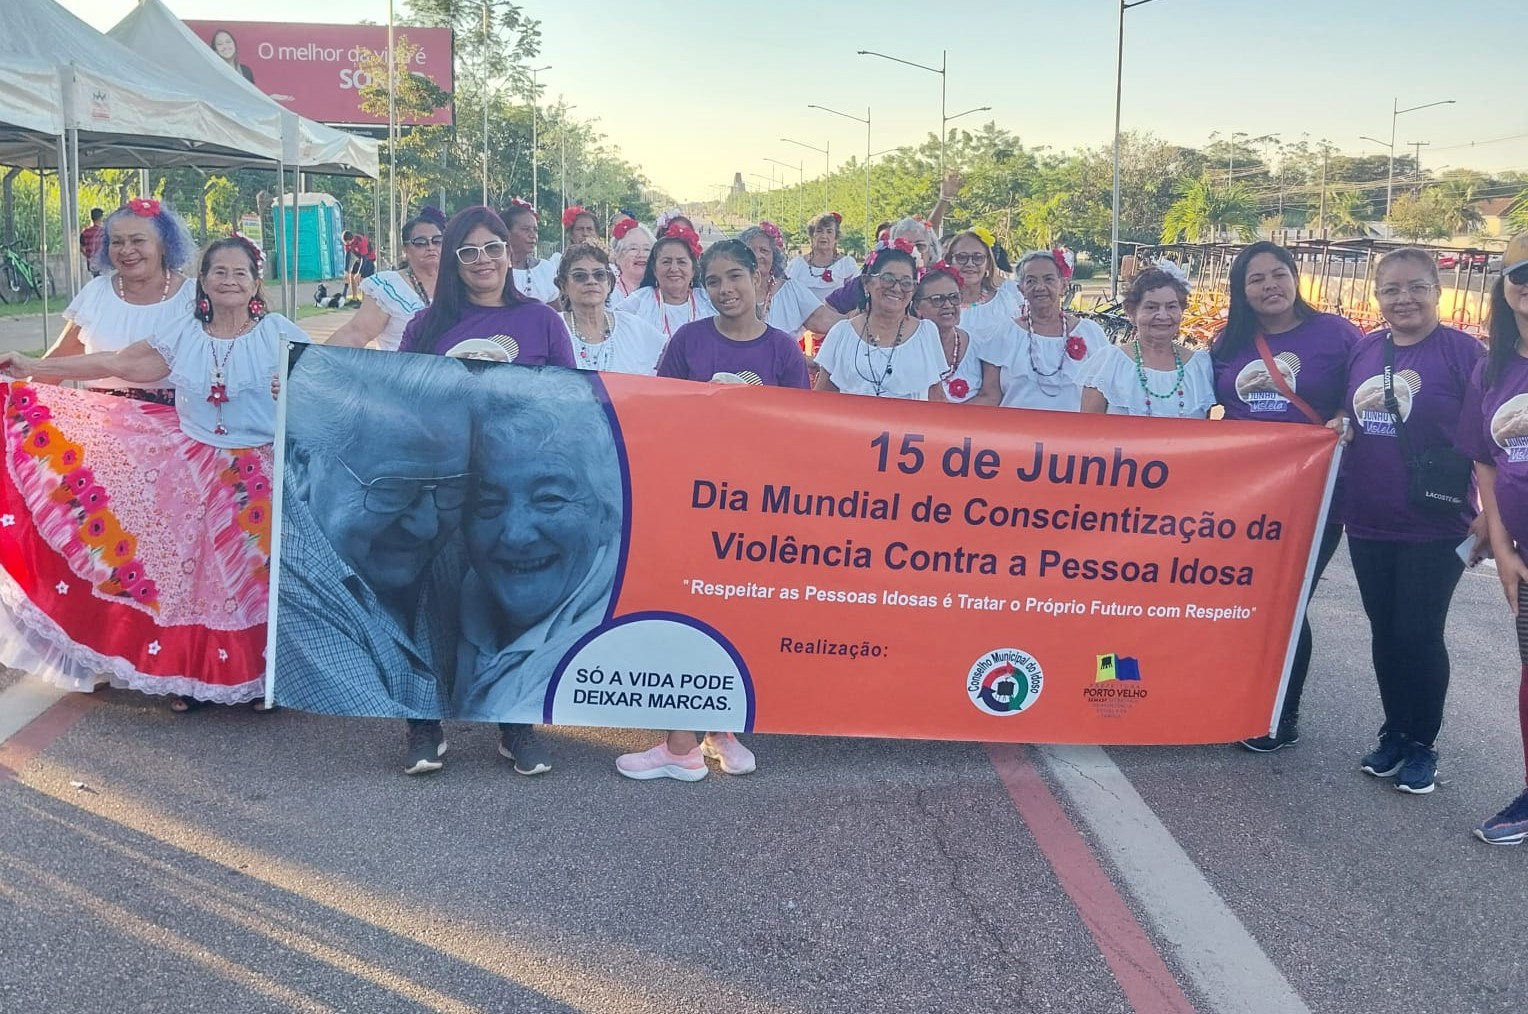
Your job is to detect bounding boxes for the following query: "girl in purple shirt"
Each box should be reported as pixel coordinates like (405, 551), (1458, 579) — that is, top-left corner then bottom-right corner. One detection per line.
(1456, 232), (1528, 844)
(1338, 249), (1484, 794)
(1211, 242), (1359, 753)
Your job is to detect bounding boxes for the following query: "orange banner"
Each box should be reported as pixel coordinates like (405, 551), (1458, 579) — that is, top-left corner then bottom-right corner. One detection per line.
(270, 348), (1339, 744)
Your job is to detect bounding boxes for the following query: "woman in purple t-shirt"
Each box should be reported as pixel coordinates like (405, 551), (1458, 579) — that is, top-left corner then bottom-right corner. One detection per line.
(395, 206), (574, 779)
(1339, 248), (1484, 794)
(1211, 242), (1360, 754)
(1456, 233), (1528, 844)
(622, 240), (811, 784)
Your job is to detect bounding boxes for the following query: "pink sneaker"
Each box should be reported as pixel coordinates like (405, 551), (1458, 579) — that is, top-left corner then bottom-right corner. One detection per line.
(616, 742), (708, 781)
(701, 732), (756, 775)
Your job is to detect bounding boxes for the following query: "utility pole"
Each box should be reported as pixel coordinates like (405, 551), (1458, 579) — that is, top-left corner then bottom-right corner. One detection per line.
(1408, 140), (1430, 180)
(1318, 145), (1329, 241)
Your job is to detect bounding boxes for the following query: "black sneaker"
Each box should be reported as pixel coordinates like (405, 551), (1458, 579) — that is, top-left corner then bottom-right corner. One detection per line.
(1360, 732), (1408, 777)
(498, 723), (552, 776)
(1239, 716), (1299, 753)
(1394, 742), (1438, 795)
(403, 722), (447, 775)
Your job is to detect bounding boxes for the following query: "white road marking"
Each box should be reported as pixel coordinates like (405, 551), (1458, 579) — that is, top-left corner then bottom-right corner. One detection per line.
(1039, 744), (1312, 1014)
(0, 679), (70, 744)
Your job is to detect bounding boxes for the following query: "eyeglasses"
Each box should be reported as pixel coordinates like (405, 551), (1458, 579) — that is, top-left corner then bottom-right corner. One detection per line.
(1508, 265), (1528, 287)
(455, 240), (508, 264)
(950, 252), (986, 267)
(918, 292), (962, 308)
(567, 269), (609, 285)
(872, 272), (916, 292)
(1375, 283), (1436, 299)
(406, 235), (444, 248)
(336, 457), (472, 515)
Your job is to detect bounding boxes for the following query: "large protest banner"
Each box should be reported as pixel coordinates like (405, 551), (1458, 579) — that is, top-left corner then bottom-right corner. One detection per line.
(269, 345), (1339, 744)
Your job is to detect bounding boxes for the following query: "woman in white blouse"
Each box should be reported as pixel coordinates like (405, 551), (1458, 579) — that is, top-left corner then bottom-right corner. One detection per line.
(327, 208), (443, 351)
(979, 250), (1107, 411)
(555, 243), (667, 375)
(786, 212), (859, 301)
(1081, 265), (1212, 417)
(814, 243), (945, 400)
(739, 223), (841, 337)
(943, 229), (1024, 342)
(501, 199), (559, 302)
(616, 223), (716, 338)
(0, 237), (299, 711)
(47, 197), (196, 405)
(912, 261), (1001, 405)
(609, 219), (654, 304)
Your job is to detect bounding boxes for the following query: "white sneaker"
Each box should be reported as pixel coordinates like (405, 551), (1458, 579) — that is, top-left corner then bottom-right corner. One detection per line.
(615, 742), (708, 781)
(701, 732), (756, 775)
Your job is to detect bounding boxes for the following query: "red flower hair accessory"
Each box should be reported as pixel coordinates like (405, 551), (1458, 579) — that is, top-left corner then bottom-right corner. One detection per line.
(830, 211), (842, 224)
(759, 220), (784, 248)
(127, 197), (161, 218)
(892, 237), (915, 255)
(611, 217), (639, 242)
(866, 238), (915, 270)
(562, 205), (588, 229)
(509, 197), (537, 217)
(230, 230), (264, 272)
(1051, 248), (1074, 279)
(925, 260), (963, 287)
(662, 223), (702, 259)
(1065, 334), (1087, 361)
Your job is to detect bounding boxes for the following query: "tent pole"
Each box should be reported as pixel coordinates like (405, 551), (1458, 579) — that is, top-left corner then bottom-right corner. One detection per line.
(291, 169), (302, 313)
(275, 158), (289, 317)
(55, 135), (75, 298)
(68, 127), (81, 299)
(38, 168), (49, 352)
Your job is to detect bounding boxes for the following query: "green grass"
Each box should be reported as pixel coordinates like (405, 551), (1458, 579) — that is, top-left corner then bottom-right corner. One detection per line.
(0, 297), (65, 318)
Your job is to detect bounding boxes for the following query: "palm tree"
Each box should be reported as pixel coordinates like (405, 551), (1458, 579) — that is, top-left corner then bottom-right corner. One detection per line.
(1435, 177), (1483, 237)
(1508, 189), (1528, 233)
(1325, 191), (1366, 238)
(1160, 174), (1258, 244)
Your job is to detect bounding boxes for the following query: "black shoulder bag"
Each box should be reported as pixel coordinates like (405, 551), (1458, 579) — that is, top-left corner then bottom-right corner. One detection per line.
(1382, 336), (1471, 513)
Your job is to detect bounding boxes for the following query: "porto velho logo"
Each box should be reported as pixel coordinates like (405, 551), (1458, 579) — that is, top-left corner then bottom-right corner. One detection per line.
(966, 648), (1044, 716)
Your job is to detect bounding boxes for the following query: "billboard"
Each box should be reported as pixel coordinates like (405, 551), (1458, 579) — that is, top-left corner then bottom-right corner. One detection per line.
(184, 21), (454, 127)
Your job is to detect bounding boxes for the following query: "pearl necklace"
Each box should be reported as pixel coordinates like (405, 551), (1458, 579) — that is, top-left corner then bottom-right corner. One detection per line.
(116, 270), (172, 304)
(566, 310), (616, 371)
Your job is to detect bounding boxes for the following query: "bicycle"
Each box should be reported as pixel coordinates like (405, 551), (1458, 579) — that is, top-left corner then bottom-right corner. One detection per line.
(0, 243), (50, 303)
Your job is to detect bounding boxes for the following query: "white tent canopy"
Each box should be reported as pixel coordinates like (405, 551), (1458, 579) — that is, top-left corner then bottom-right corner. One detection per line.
(0, 0), (282, 169)
(107, 0), (378, 179)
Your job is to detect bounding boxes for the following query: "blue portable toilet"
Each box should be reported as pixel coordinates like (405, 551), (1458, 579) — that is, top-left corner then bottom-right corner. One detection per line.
(276, 193), (345, 282)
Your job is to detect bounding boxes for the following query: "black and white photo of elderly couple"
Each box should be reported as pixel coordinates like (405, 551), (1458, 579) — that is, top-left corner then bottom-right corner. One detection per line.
(271, 345), (624, 732)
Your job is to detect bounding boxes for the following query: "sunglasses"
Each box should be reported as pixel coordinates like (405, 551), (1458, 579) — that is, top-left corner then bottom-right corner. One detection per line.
(406, 235), (444, 248)
(950, 252), (986, 267)
(872, 272), (916, 292)
(456, 240), (508, 264)
(567, 269), (609, 285)
(1509, 265), (1528, 287)
(918, 292), (962, 308)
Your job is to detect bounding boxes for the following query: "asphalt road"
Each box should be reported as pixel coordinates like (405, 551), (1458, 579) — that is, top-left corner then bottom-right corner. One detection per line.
(1, 546), (1525, 1013)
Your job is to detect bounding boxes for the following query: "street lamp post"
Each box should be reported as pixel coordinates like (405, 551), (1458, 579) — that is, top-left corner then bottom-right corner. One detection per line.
(856, 49), (989, 184)
(765, 157), (805, 232)
(808, 104), (872, 246)
(1110, 0), (1164, 299)
(1370, 97), (1455, 219)
(560, 103), (577, 229)
(527, 65), (551, 212)
(781, 137), (829, 223)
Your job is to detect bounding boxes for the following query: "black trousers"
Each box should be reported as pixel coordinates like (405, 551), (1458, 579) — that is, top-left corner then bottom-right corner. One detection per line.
(1278, 522), (1345, 725)
(1347, 536), (1465, 747)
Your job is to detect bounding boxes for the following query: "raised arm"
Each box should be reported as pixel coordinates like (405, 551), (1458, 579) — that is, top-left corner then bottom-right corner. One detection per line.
(0, 341), (171, 386)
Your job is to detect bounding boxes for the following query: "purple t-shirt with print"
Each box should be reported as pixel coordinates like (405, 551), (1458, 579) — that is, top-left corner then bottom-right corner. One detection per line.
(657, 318), (811, 389)
(1342, 325), (1483, 542)
(1457, 354), (1528, 549)
(399, 300), (575, 366)
(1213, 313), (1363, 424)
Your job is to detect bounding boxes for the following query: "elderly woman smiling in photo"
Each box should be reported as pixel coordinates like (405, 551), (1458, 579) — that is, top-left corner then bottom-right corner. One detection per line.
(739, 222), (841, 338)
(978, 250), (1107, 411)
(617, 223), (716, 338)
(786, 212), (859, 301)
(942, 228), (1024, 343)
(452, 367), (622, 722)
(911, 260), (1000, 405)
(1081, 264), (1212, 417)
(609, 218), (654, 303)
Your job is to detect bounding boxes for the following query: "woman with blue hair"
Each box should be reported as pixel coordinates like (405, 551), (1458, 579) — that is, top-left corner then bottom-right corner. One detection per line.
(46, 197), (197, 406)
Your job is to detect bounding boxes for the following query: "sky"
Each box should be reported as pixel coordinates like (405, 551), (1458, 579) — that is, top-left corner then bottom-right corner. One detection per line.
(57, 0), (1528, 202)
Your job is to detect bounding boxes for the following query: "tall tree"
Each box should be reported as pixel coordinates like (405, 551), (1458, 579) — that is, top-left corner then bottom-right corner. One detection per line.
(1160, 174), (1259, 243)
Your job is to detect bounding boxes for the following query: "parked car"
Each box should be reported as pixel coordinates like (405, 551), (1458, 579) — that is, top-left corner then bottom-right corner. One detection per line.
(1437, 251), (1489, 271)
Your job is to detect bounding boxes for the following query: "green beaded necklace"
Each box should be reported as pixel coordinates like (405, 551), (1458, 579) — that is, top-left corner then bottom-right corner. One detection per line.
(1132, 338), (1186, 416)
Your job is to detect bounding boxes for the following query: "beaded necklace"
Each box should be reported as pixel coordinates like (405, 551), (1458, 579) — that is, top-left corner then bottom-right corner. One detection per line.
(405, 267), (432, 307)
(203, 316), (256, 436)
(116, 269), (172, 304)
(566, 310), (616, 371)
(853, 315), (907, 397)
(1132, 338), (1187, 416)
(1022, 303), (1071, 382)
(657, 289), (697, 337)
